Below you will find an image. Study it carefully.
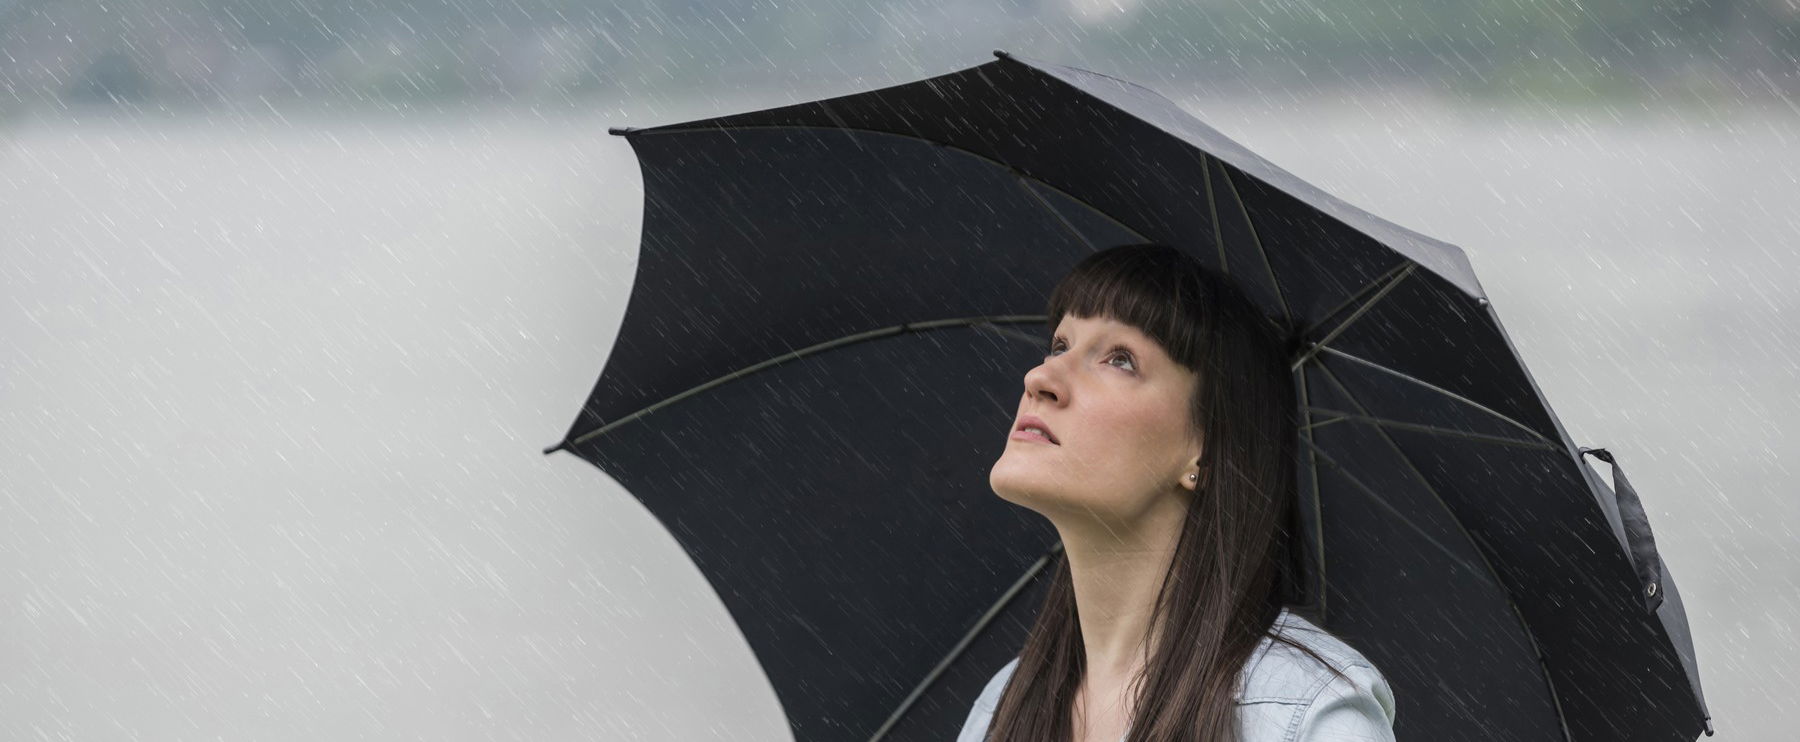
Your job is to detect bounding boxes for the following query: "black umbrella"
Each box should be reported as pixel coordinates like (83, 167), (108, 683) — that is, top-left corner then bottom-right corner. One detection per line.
(543, 50), (1712, 741)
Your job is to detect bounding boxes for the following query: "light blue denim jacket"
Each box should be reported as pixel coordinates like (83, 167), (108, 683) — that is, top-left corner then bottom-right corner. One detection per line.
(955, 606), (1397, 742)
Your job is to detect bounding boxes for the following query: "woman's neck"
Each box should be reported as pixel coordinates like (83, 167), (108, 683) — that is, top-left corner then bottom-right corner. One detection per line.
(1051, 492), (1189, 684)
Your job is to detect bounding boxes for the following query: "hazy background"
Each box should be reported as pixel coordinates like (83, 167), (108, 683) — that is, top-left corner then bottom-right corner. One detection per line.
(2, 0), (1795, 739)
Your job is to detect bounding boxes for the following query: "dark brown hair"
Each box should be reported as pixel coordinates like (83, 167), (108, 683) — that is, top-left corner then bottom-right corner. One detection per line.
(983, 243), (1347, 741)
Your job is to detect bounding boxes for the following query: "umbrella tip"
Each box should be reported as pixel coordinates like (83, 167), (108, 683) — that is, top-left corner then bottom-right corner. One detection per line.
(542, 441), (567, 455)
(993, 49), (1011, 60)
(608, 127), (635, 136)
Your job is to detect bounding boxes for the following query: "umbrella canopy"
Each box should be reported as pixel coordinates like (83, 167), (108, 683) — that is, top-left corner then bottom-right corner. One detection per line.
(545, 50), (1712, 741)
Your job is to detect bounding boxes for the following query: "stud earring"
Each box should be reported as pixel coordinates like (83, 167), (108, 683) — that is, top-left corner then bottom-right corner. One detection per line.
(1188, 473), (1198, 482)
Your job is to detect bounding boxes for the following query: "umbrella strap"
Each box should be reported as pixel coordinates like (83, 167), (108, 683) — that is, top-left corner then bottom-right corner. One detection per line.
(1579, 447), (1666, 614)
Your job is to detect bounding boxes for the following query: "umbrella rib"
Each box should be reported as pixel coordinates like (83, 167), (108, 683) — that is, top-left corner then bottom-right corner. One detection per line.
(1305, 413), (1354, 432)
(1294, 260), (1414, 351)
(1303, 407), (1558, 451)
(549, 315), (1050, 452)
(1289, 262), (1417, 371)
(973, 318), (1052, 346)
(1303, 414), (1353, 432)
(1312, 345), (1557, 448)
(868, 541), (1065, 742)
(1467, 531), (1580, 741)
(1313, 363), (1576, 742)
(1296, 364), (1328, 621)
(1218, 161), (1295, 327)
(1202, 152), (1227, 273)
(1013, 175), (1102, 250)
(1297, 436), (1490, 581)
(626, 122), (1153, 246)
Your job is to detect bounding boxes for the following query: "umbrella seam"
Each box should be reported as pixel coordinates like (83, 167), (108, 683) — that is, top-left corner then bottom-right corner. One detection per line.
(1296, 436), (1489, 581)
(615, 122), (1155, 247)
(1302, 407), (1558, 451)
(1465, 531), (1580, 742)
(1314, 361), (1576, 742)
(1005, 57), (1488, 300)
(867, 542), (1064, 741)
(1295, 260), (1414, 347)
(1203, 151), (1228, 274)
(1290, 263), (1416, 371)
(1011, 175), (1101, 251)
(551, 315), (1049, 452)
(1218, 161), (1296, 328)
(1312, 345), (1557, 449)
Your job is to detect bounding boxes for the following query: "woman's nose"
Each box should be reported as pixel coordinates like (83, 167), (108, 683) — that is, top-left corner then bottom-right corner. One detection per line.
(1023, 359), (1061, 403)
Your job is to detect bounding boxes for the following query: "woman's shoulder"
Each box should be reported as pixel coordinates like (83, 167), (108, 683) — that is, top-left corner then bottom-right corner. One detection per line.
(955, 656), (1019, 742)
(1236, 606), (1383, 703)
(963, 608), (1389, 701)
(958, 607), (1396, 741)
(1236, 606), (1397, 741)
(970, 655), (1020, 716)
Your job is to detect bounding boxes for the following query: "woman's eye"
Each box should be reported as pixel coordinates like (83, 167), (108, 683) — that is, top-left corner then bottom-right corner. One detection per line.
(1043, 341), (1135, 372)
(1106, 350), (1137, 371)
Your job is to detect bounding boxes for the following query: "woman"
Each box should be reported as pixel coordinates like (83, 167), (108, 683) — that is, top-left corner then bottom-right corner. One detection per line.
(960, 244), (1397, 742)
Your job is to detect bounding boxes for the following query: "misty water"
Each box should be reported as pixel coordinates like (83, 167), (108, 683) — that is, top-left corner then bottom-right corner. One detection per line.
(2, 91), (1793, 739)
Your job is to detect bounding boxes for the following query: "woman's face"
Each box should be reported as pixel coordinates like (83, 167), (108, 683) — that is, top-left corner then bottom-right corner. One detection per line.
(989, 313), (1204, 523)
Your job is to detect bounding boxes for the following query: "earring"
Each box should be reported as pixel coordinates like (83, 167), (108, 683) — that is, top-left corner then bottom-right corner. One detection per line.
(1188, 473), (1198, 482)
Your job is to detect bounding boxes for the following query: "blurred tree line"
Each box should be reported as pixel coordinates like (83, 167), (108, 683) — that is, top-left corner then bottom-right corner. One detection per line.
(0, 0), (1794, 115)
(1105, 0), (1800, 102)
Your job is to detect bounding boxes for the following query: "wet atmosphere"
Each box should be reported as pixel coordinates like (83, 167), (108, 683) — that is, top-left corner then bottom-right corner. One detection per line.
(2, 2), (1795, 740)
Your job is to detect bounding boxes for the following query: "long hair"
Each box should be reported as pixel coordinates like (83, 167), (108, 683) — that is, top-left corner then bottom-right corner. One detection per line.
(983, 243), (1347, 741)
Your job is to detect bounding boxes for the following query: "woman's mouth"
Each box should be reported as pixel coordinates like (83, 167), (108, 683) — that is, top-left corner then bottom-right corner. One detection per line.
(1010, 415), (1060, 445)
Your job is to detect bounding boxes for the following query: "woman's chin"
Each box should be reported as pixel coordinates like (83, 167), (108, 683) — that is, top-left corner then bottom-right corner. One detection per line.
(988, 465), (1066, 510)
